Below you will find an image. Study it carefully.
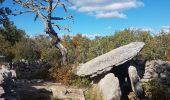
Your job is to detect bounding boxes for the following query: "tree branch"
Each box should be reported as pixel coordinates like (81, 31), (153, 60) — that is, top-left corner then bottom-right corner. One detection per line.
(52, 0), (60, 11)
(53, 24), (70, 32)
(59, 2), (67, 12)
(12, 10), (34, 16)
(51, 17), (64, 20)
(13, 0), (47, 20)
(52, 0), (67, 12)
(51, 15), (73, 20)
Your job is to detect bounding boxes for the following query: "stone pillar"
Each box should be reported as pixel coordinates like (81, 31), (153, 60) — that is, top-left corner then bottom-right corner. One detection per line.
(128, 66), (143, 97)
(98, 73), (121, 100)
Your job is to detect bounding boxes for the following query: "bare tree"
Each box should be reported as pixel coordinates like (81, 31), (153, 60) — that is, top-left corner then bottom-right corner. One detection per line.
(13, 0), (73, 64)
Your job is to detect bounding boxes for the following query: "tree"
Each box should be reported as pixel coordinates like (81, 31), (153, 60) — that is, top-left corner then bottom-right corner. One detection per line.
(0, 0), (12, 25)
(12, 37), (41, 61)
(13, 0), (73, 64)
(0, 0), (25, 60)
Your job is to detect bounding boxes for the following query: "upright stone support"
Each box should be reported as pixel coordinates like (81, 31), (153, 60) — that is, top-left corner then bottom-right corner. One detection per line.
(128, 66), (143, 98)
(98, 73), (121, 100)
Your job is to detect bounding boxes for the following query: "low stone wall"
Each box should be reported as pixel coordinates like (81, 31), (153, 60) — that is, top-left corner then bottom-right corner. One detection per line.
(141, 60), (170, 84)
(12, 60), (51, 79)
(141, 60), (170, 99)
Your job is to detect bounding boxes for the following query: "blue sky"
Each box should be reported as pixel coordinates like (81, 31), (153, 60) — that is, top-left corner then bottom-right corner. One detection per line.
(2, 0), (170, 38)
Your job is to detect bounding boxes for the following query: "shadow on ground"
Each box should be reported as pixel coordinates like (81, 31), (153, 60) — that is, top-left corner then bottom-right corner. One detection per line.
(16, 83), (53, 100)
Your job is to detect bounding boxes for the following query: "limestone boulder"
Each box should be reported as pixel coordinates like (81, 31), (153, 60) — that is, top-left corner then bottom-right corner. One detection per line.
(98, 73), (121, 100)
(128, 66), (143, 97)
(76, 42), (145, 77)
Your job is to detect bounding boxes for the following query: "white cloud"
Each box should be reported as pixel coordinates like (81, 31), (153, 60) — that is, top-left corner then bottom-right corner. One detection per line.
(81, 33), (103, 39)
(62, 33), (103, 39)
(161, 26), (170, 33)
(129, 27), (154, 32)
(96, 11), (126, 18)
(69, 0), (144, 18)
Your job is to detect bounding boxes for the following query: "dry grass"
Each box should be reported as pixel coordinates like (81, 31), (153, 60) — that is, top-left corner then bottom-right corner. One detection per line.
(84, 85), (103, 100)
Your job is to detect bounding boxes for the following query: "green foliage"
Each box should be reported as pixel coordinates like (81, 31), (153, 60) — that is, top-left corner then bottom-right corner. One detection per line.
(0, 33), (11, 55)
(71, 76), (90, 88)
(84, 85), (103, 100)
(0, 19), (25, 60)
(1, 20), (25, 45)
(34, 35), (61, 65)
(113, 29), (136, 47)
(143, 79), (168, 100)
(12, 38), (40, 61)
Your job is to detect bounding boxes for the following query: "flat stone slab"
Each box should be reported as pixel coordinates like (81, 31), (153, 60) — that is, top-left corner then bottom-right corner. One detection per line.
(48, 85), (85, 100)
(76, 42), (145, 77)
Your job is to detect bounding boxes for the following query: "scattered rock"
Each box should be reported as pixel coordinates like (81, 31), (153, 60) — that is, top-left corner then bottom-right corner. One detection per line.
(76, 42), (145, 77)
(0, 65), (18, 100)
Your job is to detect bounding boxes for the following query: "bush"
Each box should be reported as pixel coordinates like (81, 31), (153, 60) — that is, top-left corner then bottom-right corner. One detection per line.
(84, 85), (103, 100)
(142, 78), (168, 100)
(49, 64), (75, 85)
(71, 76), (90, 88)
(12, 38), (40, 61)
(49, 63), (91, 88)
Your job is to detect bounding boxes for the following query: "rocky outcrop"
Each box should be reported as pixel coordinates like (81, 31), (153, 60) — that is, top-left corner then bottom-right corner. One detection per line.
(98, 73), (121, 100)
(0, 65), (18, 100)
(76, 42), (145, 77)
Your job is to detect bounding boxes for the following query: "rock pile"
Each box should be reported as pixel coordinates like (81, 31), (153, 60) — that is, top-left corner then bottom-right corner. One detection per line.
(12, 59), (51, 79)
(141, 60), (170, 84)
(0, 65), (18, 99)
(141, 60), (170, 99)
(76, 42), (145, 100)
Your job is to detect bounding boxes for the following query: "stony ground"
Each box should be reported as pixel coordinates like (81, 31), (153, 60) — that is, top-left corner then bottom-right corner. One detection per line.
(15, 81), (85, 100)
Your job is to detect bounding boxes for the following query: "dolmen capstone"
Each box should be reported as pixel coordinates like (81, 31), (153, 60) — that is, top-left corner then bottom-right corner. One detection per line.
(77, 42), (145, 77)
(76, 42), (145, 100)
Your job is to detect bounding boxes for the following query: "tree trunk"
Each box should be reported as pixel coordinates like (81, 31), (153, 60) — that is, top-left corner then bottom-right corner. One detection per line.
(46, 26), (67, 65)
(55, 42), (67, 64)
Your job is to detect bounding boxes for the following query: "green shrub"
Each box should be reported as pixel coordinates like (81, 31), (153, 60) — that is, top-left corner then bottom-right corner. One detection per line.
(71, 76), (90, 88)
(84, 85), (103, 100)
(12, 38), (40, 61)
(143, 78), (168, 100)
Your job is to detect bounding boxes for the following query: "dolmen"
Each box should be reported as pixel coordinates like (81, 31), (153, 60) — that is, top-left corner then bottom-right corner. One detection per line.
(76, 42), (145, 100)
